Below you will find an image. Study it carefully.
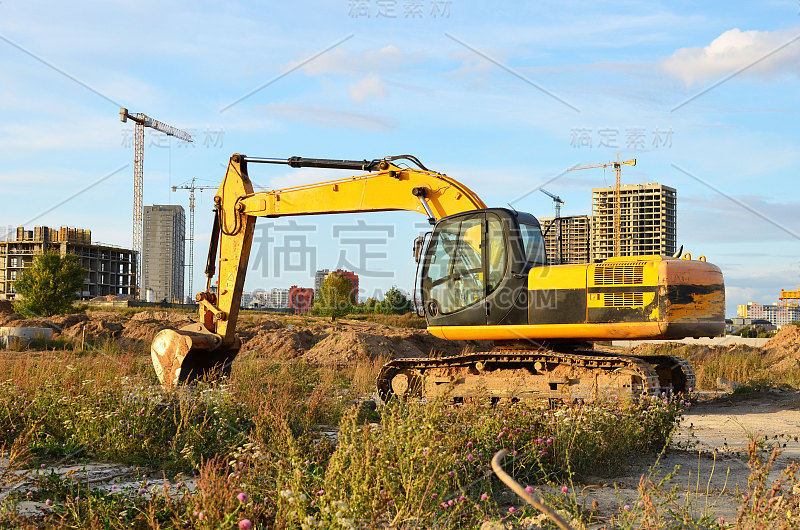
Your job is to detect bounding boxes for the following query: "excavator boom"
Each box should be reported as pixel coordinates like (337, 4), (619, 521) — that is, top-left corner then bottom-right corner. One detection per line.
(152, 153), (485, 386)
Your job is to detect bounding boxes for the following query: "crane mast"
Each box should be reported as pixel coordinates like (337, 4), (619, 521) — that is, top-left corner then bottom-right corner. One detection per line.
(539, 188), (564, 264)
(567, 154), (636, 258)
(172, 178), (216, 303)
(120, 108), (193, 297)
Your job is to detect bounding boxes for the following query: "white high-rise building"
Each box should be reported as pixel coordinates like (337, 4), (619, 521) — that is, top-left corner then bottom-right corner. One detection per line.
(142, 205), (185, 302)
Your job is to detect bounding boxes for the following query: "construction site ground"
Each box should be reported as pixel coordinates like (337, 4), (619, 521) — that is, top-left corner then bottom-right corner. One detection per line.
(2, 307), (800, 525)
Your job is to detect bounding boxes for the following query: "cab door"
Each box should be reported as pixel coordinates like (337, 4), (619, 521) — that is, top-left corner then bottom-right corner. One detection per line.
(422, 212), (488, 327)
(484, 213), (517, 325)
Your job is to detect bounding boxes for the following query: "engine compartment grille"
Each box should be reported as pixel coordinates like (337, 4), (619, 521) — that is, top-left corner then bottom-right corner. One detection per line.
(604, 292), (645, 307)
(594, 263), (645, 286)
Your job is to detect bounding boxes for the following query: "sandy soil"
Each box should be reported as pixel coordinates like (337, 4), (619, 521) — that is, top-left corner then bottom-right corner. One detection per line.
(578, 389), (800, 525)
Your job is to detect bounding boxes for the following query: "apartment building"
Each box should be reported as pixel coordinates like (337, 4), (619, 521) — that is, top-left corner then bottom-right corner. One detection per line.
(142, 205), (185, 302)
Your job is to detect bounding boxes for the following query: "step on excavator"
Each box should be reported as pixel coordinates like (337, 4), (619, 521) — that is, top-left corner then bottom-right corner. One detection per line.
(151, 154), (725, 402)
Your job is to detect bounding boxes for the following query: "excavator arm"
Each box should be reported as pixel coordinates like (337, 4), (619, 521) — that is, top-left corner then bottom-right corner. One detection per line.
(151, 153), (486, 387)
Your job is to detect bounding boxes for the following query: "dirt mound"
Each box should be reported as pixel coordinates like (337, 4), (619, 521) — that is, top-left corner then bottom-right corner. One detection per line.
(765, 325), (800, 354)
(49, 314), (90, 330)
(118, 322), (170, 347)
(300, 326), (491, 365)
(245, 316), (285, 330)
(1, 318), (62, 332)
(114, 311), (195, 347)
(0, 300), (13, 314)
(129, 311), (193, 323)
(242, 326), (320, 359)
(63, 319), (124, 340)
(89, 294), (132, 302)
(304, 330), (425, 365)
(0, 312), (23, 327)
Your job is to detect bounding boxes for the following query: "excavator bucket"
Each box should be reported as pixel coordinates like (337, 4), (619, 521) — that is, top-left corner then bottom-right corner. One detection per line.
(151, 323), (239, 387)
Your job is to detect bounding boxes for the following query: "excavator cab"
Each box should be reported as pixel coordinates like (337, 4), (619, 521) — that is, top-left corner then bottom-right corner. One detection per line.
(420, 208), (544, 328)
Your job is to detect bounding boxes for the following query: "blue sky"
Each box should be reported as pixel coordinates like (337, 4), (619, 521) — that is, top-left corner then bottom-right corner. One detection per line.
(1, 0), (799, 316)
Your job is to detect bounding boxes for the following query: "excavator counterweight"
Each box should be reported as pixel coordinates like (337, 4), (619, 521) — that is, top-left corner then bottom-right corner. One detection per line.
(151, 153), (724, 400)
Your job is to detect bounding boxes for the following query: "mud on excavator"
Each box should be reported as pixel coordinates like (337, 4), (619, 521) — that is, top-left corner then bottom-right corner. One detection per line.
(151, 154), (725, 402)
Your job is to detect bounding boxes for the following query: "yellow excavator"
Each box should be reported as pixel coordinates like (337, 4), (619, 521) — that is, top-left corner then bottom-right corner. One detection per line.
(151, 154), (725, 401)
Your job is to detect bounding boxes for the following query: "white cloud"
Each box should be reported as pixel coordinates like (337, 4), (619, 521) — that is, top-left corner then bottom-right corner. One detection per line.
(293, 45), (409, 76)
(663, 27), (800, 86)
(261, 103), (393, 132)
(349, 74), (387, 103)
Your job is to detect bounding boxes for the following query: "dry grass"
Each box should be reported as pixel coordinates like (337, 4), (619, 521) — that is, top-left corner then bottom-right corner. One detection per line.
(0, 342), (691, 528)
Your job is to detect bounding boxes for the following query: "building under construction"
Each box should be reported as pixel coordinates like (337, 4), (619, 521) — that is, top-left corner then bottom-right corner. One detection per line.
(538, 215), (592, 265)
(591, 183), (676, 263)
(0, 226), (136, 300)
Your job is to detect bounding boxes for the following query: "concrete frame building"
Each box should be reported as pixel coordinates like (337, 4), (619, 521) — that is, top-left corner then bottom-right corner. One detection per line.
(590, 183), (677, 263)
(538, 215), (592, 265)
(0, 226), (136, 300)
(142, 205), (185, 303)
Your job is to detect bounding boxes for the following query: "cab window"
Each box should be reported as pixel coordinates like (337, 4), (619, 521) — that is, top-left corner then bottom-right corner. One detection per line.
(424, 214), (509, 315)
(520, 224), (546, 265)
(426, 217), (483, 314)
(486, 217), (506, 293)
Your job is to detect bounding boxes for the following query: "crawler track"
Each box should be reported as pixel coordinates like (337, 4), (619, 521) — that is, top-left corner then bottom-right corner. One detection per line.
(377, 350), (695, 402)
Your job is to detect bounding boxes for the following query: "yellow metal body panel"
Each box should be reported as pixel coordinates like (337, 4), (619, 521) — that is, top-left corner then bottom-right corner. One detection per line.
(239, 167), (486, 219)
(657, 258), (724, 324)
(428, 322), (664, 341)
(527, 263), (586, 290)
(213, 157), (256, 345)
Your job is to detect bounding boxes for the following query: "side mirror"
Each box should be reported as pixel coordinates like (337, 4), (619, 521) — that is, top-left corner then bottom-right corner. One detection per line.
(413, 236), (425, 263)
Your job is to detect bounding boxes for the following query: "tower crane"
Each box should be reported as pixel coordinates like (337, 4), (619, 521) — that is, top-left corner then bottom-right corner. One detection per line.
(567, 154), (636, 258)
(172, 178), (217, 303)
(120, 108), (193, 297)
(539, 188), (564, 264)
